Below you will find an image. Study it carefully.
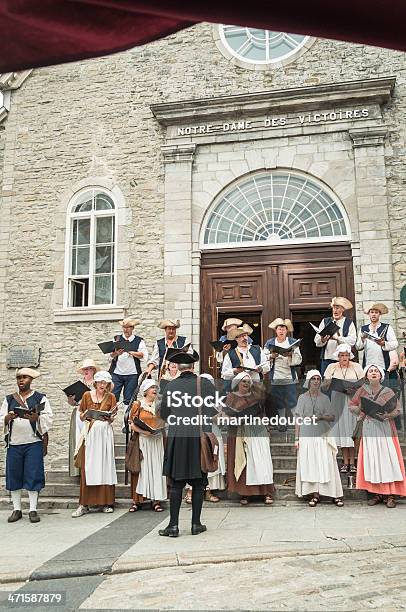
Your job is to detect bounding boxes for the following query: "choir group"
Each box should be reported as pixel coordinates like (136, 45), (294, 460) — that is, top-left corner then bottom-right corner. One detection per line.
(1, 296), (405, 530)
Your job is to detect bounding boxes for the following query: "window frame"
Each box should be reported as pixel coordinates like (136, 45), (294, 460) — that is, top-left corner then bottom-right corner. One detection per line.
(64, 187), (118, 309)
(200, 170), (352, 251)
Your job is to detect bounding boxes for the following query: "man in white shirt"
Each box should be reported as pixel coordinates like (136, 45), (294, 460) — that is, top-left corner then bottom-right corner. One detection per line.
(314, 297), (356, 375)
(146, 319), (188, 379)
(109, 318), (148, 405)
(356, 302), (398, 374)
(264, 318), (302, 432)
(0, 368), (53, 524)
(221, 328), (269, 384)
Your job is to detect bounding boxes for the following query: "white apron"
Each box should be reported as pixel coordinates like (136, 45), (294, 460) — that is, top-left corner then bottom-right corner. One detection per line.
(85, 420), (117, 486)
(362, 418), (403, 483)
(244, 425), (274, 486)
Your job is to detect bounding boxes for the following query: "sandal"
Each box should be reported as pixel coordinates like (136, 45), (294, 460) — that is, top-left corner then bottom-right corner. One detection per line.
(367, 494), (382, 506)
(308, 497), (320, 507)
(152, 502), (164, 512)
(340, 464), (349, 473)
(333, 498), (344, 507)
(184, 492), (192, 504)
(129, 503), (140, 512)
(349, 464), (357, 473)
(385, 496), (396, 508)
(206, 493), (220, 503)
(264, 495), (274, 505)
(239, 497), (249, 506)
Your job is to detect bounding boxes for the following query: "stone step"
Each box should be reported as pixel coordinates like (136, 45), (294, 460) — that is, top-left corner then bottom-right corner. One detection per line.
(0, 484), (370, 509)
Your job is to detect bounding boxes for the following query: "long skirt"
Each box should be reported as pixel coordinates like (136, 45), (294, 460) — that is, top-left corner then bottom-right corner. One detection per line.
(79, 421), (117, 506)
(69, 408), (82, 477)
(295, 436), (343, 498)
(227, 427), (275, 497)
(330, 392), (357, 448)
(79, 445), (115, 506)
(131, 434), (167, 503)
(356, 420), (406, 496)
(208, 423), (226, 491)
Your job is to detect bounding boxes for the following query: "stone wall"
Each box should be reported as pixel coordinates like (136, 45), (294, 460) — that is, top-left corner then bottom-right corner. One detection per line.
(0, 24), (406, 474)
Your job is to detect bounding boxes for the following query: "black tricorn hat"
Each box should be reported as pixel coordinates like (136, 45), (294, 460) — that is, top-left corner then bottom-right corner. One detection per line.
(168, 349), (199, 364)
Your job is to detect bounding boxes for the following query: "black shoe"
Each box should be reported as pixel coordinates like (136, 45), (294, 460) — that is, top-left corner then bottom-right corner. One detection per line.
(191, 523), (207, 535)
(29, 511), (40, 523)
(158, 525), (179, 537)
(278, 425), (287, 433)
(8, 510), (22, 523)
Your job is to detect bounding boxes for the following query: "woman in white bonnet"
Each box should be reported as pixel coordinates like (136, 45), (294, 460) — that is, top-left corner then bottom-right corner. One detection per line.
(294, 370), (343, 506)
(128, 378), (167, 512)
(72, 370), (117, 518)
(323, 344), (364, 474)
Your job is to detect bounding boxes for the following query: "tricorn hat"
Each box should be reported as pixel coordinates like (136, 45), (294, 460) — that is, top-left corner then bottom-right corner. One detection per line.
(227, 327), (251, 341)
(269, 318), (294, 332)
(168, 349), (199, 364)
(119, 318), (140, 327)
(221, 318), (243, 331)
(330, 297), (353, 310)
(363, 302), (389, 315)
(16, 368), (40, 379)
(159, 319), (180, 329)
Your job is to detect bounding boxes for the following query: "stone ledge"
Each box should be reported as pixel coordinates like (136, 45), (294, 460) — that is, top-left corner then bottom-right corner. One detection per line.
(53, 306), (126, 323)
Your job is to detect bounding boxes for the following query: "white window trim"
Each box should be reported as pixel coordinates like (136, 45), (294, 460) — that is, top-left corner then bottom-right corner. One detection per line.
(63, 187), (118, 309)
(213, 25), (316, 71)
(200, 169), (352, 250)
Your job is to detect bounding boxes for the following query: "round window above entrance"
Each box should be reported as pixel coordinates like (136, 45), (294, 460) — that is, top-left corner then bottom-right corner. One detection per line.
(215, 25), (314, 69)
(202, 171), (351, 249)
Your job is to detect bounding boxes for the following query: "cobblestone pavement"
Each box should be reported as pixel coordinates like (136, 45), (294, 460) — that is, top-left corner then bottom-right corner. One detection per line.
(80, 548), (406, 610)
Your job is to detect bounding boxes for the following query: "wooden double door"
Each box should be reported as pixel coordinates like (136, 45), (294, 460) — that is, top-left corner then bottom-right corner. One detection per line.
(200, 242), (355, 377)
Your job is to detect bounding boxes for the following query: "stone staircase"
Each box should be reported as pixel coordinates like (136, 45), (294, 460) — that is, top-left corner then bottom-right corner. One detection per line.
(1, 430), (406, 508)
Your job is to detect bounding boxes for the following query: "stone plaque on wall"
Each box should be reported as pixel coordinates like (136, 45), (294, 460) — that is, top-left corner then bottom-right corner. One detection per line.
(6, 346), (41, 369)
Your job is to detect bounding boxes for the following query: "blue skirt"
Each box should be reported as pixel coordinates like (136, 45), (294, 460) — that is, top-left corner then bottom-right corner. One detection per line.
(6, 441), (45, 492)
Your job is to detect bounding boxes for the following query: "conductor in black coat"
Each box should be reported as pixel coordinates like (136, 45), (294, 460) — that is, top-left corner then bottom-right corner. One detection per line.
(158, 349), (217, 537)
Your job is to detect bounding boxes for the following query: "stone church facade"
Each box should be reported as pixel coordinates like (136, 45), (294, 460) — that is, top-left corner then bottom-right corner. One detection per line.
(0, 24), (405, 471)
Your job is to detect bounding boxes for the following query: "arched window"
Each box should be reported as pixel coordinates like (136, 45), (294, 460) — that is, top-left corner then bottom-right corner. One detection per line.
(202, 171), (350, 248)
(65, 189), (117, 307)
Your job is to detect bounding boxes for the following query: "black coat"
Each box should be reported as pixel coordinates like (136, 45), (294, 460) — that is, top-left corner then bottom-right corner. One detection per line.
(159, 372), (216, 481)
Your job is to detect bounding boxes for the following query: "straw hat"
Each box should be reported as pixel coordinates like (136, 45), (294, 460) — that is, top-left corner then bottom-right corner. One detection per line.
(16, 368), (40, 379)
(77, 358), (99, 374)
(159, 319), (180, 329)
(221, 318), (243, 331)
(330, 297), (353, 310)
(363, 302), (389, 315)
(119, 318), (140, 327)
(227, 327), (252, 341)
(269, 318), (294, 332)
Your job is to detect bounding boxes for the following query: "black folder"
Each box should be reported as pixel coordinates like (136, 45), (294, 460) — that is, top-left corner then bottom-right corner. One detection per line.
(13, 402), (45, 419)
(330, 378), (364, 395)
(85, 408), (114, 420)
(319, 321), (340, 337)
(360, 395), (397, 420)
(98, 339), (132, 354)
(62, 380), (89, 403)
(133, 416), (166, 434)
(269, 339), (301, 356)
(210, 339), (237, 351)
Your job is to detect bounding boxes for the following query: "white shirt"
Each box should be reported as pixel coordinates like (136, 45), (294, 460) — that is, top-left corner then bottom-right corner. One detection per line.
(112, 335), (148, 376)
(264, 339), (302, 384)
(147, 337), (189, 369)
(221, 346), (270, 383)
(0, 392), (53, 446)
(355, 322), (398, 370)
(314, 317), (357, 361)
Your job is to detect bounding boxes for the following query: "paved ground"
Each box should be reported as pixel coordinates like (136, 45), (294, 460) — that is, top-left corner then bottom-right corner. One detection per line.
(0, 502), (405, 610)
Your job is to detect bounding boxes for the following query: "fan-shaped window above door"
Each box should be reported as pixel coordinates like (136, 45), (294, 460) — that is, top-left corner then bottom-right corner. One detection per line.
(202, 171), (350, 249)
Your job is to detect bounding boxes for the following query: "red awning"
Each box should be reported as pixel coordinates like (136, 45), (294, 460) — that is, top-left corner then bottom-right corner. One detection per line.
(1, 0), (405, 73)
